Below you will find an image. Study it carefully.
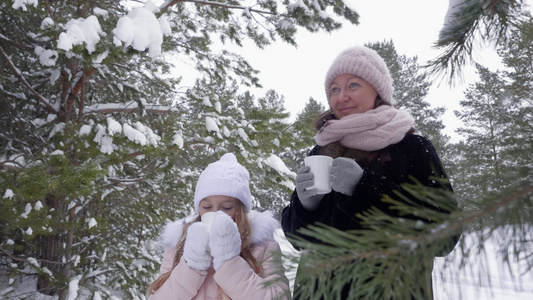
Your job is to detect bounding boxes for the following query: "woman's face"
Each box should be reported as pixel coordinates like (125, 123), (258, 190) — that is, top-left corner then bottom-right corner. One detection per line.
(329, 74), (378, 119)
(199, 195), (238, 220)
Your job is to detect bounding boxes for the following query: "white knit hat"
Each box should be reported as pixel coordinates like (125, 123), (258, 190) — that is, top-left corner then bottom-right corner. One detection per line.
(324, 46), (394, 105)
(194, 153), (251, 213)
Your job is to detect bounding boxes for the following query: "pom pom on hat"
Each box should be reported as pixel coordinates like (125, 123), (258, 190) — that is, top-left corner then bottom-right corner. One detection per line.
(324, 46), (394, 105)
(194, 153), (251, 213)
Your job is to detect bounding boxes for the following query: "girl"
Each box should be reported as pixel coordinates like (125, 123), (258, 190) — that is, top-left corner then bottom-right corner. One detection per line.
(148, 153), (291, 299)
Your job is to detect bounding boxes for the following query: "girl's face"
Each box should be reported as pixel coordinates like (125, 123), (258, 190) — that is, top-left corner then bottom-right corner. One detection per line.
(199, 195), (238, 220)
(329, 74), (378, 119)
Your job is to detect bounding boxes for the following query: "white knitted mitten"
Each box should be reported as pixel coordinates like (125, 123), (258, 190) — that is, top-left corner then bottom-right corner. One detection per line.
(183, 222), (212, 271)
(208, 211), (242, 270)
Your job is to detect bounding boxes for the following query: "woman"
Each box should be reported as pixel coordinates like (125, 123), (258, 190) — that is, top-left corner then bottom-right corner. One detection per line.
(281, 46), (459, 299)
(149, 153), (291, 299)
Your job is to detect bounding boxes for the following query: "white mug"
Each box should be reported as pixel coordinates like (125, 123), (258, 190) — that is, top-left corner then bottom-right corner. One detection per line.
(304, 155), (333, 194)
(201, 212), (217, 251)
(201, 212), (216, 230)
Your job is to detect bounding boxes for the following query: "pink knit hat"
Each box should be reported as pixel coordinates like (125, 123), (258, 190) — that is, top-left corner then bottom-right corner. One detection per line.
(194, 153), (251, 213)
(324, 46), (394, 105)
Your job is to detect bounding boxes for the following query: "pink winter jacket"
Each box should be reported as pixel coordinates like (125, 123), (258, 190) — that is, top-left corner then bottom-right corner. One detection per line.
(148, 210), (291, 300)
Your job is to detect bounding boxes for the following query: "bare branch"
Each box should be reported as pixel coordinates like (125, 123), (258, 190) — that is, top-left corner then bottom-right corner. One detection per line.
(0, 34), (34, 51)
(0, 45), (58, 114)
(0, 245), (65, 265)
(83, 101), (187, 114)
(160, 0), (273, 15)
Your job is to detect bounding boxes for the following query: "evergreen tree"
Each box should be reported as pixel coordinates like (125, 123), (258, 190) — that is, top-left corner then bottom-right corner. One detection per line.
(0, 0), (362, 298)
(497, 14), (533, 201)
(433, 11), (533, 299)
(453, 65), (512, 218)
(451, 14), (533, 223)
(428, 0), (529, 81)
(282, 97), (326, 171)
(439, 54), (533, 295)
(235, 89), (296, 217)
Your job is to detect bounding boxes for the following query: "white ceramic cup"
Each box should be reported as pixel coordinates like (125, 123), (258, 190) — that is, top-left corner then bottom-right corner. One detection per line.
(201, 212), (217, 251)
(304, 155), (333, 194)
(201, 212), (216, 231)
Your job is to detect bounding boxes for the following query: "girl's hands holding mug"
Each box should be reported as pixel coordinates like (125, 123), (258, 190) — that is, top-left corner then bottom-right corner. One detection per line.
(183, 222), (212, 271)
(208, 211), (242, 270)
(183, 211), (243, 271)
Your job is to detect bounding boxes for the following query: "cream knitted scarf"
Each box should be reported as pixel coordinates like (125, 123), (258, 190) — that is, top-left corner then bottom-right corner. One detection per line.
(315, 105), (415, 151)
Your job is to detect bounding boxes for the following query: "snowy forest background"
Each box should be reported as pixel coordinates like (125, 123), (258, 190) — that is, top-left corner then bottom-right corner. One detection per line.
(0, 0), (532, 299)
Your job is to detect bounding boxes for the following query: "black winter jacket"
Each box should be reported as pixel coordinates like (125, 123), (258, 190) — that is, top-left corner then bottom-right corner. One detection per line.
(282, 134), (459, 300)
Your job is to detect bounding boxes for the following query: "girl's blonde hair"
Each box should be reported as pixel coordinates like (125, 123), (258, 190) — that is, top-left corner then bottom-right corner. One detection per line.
(147, 200), (260, 294)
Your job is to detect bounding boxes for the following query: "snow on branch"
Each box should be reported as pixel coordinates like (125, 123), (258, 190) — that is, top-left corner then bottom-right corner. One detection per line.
(84, 101), (182, 114)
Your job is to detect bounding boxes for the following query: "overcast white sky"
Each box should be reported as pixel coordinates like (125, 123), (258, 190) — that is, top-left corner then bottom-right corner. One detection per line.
(238, 0), (521, 142)
(155, 0), (530, 142)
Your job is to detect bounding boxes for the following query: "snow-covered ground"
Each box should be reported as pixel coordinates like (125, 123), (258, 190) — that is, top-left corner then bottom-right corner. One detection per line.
(276, 226), (533, 300)
(433, 226), (533, 300)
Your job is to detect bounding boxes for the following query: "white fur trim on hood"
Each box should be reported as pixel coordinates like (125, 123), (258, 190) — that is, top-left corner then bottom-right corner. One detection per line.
(248, 210), (279, 245)
(160, 210), (279, 249)
(160, 215), (196, 249)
